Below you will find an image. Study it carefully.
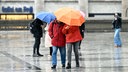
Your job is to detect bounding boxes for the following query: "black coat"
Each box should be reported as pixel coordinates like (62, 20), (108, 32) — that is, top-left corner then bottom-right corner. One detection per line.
(33, 18), (44, 38)
(112, 17), (122, 29)
(79, 22), (85, 38)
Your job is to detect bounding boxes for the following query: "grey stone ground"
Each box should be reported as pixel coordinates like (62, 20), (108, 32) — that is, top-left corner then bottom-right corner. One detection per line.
(0, 30), (128, 72)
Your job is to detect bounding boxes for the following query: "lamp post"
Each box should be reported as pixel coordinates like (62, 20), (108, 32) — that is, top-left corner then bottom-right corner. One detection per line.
(78, 0), (88, 19)
(34, 0), (45, 18)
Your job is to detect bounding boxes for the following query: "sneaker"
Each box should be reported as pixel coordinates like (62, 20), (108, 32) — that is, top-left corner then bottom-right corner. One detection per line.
(51, 65), (56, 69)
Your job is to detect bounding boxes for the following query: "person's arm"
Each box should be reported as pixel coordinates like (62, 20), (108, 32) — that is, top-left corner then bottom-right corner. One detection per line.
(62, 25), (70, 34)
(112, 20), (115, 29)
(48, 22), (54, 38)
(41, 23), (46, 29)
(81, 23), (85, 32)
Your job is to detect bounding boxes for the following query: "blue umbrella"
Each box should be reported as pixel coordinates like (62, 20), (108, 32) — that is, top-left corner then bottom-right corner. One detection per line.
(36, 12), (56, 24)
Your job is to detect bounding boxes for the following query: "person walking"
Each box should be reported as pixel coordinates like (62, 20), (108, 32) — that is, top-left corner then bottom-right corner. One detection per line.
(62, 25), (83, 69)
(32, 18), (46, 57)
(112, 13), (122, 59)
(112, 13), (122, 48)
(48, 19), (66, 69)
(44, 24), (52, 56)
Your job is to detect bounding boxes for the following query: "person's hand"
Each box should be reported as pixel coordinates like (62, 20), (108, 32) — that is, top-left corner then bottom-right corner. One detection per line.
(65, 25), (70, 29)
(41, 24), (46, 29)
(82, 30), (85, 32)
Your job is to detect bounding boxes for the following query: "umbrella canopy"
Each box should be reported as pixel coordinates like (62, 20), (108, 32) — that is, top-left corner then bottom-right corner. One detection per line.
(80, 11), (85, 18)
(36, 12), (56, 24)
(54, 7), (85, 26)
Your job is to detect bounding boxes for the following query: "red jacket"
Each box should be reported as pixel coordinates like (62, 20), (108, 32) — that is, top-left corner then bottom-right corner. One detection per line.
(48, 21), (66, 47)
(62, 25), (82, 43)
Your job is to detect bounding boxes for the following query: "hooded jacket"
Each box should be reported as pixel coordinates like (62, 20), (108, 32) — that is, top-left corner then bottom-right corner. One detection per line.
(62, 25), (82, 43)
(48, 20), (66, 47)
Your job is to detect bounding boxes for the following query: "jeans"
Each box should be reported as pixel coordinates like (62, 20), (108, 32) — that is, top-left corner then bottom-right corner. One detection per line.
(114, 28), (122, 46)
(52, 46), (66, 65)
(67, 41), (80, 65)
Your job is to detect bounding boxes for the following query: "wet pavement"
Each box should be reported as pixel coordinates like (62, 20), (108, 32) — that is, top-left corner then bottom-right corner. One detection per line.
(0, 30), (128, 72)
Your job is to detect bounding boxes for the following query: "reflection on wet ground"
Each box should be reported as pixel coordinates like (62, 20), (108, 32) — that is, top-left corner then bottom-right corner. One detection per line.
(0, 30), (128, 72)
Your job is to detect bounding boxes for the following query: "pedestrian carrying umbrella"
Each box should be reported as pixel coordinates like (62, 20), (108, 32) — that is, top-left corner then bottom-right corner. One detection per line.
(54, 7), (85, 26)
(36, 12), (56, 24)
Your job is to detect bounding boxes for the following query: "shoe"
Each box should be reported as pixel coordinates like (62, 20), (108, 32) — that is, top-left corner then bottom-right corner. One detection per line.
(62, 64), (65, 68)
(38, 54), (44, 57)
(76, 62), (79, 67)
(51, 65), (56, 69)
(76, 64), (80, 67)
(117, 45), (122, 47)
(115, 45), (122, 48)
(66, 63), (71, 69)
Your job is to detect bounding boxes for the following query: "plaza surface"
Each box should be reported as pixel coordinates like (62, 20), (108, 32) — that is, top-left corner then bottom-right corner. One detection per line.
(0, 30), (128, 72)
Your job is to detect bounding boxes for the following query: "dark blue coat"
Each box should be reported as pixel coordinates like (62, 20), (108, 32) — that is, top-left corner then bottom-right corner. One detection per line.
(112, 17), (122, 29)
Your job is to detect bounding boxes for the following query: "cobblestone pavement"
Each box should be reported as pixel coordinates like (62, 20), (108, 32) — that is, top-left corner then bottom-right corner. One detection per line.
(0, 30), (128, 72)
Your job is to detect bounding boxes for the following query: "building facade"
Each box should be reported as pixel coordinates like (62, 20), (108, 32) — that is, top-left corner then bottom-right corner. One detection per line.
(0, 0), (128, 20)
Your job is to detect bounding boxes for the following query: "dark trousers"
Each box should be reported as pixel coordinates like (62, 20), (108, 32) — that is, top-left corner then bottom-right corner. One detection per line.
(33, 37), (41, 55)
(49, 47), (53, 56)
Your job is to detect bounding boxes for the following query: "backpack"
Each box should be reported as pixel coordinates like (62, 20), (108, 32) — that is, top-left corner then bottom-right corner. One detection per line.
(28, 19), (36, 34)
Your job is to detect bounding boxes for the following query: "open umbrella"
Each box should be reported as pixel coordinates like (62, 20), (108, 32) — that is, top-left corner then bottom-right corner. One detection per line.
(54, 7), (85, 26)
(36, 12), (56, 24)
(80, 11), (85, 18)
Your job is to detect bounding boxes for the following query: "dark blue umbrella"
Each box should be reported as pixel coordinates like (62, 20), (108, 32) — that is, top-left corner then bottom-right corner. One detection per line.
(36, 12), (56, 24)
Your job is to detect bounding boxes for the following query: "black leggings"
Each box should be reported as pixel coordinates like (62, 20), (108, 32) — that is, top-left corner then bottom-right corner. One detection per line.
(49, 47), (53, 56)
(33, 37), (41, 54)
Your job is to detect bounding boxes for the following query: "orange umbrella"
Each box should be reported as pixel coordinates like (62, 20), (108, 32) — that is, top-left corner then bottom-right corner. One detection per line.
(54, 7), (85, 26)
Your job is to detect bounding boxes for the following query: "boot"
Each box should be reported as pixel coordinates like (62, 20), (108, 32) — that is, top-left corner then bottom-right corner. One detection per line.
(51, 65), (56, 69)
(62, 64), (65, 68)
(37, 53), (44, 56)
(33, 48), (38, 57)
(37, 48), (43, 56)
(66, 63), (71, 69)
(76, 61), (80, 67)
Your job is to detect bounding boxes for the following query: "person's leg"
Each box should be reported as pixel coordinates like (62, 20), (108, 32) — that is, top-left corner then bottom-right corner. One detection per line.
(73, 41), (80, 67)
(66, 43), (72, 69)
(114, 29), (118, 47)
(51, 46), (58, 69)
(79, 40), (82, 49)
(33, 38), (36, 55)
(59, 46), (66, 68)
(36, 37), (43, 56)
(33, 37), (39, 56)
(117, 29), (122, 47)
(50, 47), (53, 56)
(114, 29), (122, 48)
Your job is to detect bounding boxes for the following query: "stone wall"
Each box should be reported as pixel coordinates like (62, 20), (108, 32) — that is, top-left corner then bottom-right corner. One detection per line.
(0, 20), (127, 32)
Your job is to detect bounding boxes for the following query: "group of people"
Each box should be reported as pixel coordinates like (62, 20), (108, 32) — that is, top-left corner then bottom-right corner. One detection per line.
(30, 17), (85, 69)
(30, 12), (122, 69)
